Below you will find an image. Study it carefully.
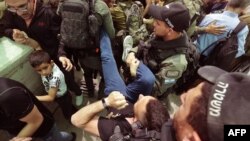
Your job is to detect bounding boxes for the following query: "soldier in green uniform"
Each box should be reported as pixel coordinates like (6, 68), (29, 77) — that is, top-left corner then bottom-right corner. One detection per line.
(122, 2), (199, 97)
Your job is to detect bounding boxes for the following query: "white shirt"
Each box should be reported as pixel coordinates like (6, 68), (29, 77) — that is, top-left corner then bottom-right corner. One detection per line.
(41, 64), (67, 97)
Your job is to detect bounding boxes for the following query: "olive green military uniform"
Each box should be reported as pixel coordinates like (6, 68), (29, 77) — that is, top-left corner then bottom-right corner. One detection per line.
(0, 0), (6, 19)
(154, 54), (187, 96)
(182, 0), (203, 37)
(130, 33), (189, 96)
(109, 4), (127, 32)
(95, 0), (115, 39)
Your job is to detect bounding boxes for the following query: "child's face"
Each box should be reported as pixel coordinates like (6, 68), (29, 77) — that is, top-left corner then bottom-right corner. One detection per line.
(34, 61), (54, 76)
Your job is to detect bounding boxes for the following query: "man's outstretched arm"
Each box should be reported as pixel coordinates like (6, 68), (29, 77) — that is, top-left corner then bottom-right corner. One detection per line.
(71, 92), (128, 136)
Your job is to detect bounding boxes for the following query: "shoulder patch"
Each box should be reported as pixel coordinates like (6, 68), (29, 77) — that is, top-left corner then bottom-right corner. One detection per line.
(166, 70), (180, 78)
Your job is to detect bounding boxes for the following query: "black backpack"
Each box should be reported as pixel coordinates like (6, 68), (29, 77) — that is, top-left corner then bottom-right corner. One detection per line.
(109, 119), (176, 141)
(199, 22), (247, 71)
(58, 0), (102, 49)
(230, 55), (250, 74)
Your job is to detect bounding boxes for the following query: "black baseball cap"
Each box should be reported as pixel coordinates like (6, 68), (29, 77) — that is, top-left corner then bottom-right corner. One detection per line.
(148, 2), (190, 32)
(198, 66), (250, 141)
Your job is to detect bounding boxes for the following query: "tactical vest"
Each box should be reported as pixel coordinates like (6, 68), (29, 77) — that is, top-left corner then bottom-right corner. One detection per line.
(137, 35), (200, 95)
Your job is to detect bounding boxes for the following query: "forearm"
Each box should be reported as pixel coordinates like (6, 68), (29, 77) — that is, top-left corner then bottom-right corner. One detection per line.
(17, 121), (43, 137)
(71, 98), (106, 128)
(195, 26), (207, 34)
(24, 38), (42, 50)
(36, 95), (55, 102)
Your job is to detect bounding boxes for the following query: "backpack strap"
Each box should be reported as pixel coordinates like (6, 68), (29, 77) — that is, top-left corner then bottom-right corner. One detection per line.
(231, 55), (250, 73)
(89, 0), (95, 15)
(232, 21), (247, 35)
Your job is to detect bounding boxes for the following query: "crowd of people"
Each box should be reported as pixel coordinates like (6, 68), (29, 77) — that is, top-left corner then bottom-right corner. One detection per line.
(0, 0), (250, 141)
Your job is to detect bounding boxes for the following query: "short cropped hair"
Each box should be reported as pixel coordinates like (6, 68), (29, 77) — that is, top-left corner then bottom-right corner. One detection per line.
(186, 82), (212, 141)
(145, 99), (170, 132)
(228, 0), (250, 9)
(29, 50), (51, 68)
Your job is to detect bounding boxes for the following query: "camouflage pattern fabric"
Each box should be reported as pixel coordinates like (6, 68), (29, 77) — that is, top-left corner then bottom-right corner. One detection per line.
(117, 1), (149, 45)
(182, 0), (203, 37)
(110, 5), (127, 31)
(126, 3), (149, 45)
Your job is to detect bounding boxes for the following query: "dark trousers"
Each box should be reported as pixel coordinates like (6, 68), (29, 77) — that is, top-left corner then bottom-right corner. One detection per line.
(81, 65), (95, 97)
(53, 58), (82, 96)
(55, 91), (77, 120)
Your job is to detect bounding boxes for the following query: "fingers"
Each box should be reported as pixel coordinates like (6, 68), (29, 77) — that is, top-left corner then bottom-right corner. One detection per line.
(10, 137), (32, 141)
(117, 102), (129, 110)
(13, 29), (28, 44)
(108, 91), (128, 109)
(206, 21), (226, 35)
(59, 57), (73, 71)
(129, 58), (139, 68)
(64, 59), (73, 71)
(13, 29), (25, 38)
(126, 53), (136, 65)
(113, 98), (128, 110)
(133, 59), (139, 65)
(213, 25), (226, 35)
(213, 27), (226, 35)
(14, 38), (27, 44)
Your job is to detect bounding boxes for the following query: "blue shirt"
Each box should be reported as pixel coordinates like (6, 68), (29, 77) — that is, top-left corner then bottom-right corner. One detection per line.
(195, 11), (249, 57)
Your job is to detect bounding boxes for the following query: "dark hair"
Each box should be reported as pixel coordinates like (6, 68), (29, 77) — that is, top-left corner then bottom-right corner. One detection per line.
(145, 99), (170, 132)
(228, 0), (250, 9)
(29, 50), (51, 68)
(186, 82), (212, 141)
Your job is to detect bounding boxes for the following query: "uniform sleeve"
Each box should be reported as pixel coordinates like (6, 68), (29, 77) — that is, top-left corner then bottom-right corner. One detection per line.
(154, 54), (188, 95)
(1, 88), (34, 120)
(95, 0), (115, 38)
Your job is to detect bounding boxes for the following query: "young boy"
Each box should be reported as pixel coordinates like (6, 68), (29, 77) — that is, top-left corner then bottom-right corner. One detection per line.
(29, 50), (77, 120)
